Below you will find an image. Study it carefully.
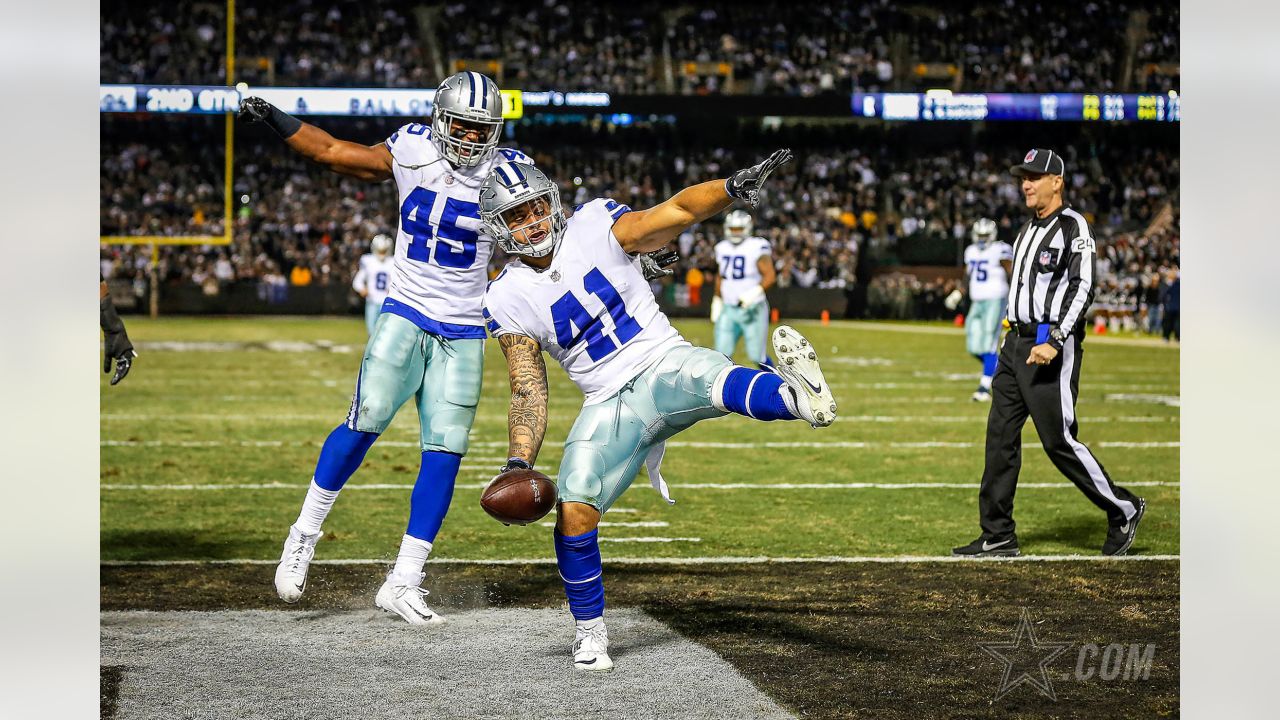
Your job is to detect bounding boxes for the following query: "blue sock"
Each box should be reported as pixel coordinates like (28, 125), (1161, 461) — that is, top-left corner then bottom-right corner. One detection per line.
(715, 366), (797, 421)
(758, 356), (775, 372)
(982, 352), (998, 377)
(313, 424), (379, 491)
(405, 451), (461, 542)
(554, 529), (605, 621)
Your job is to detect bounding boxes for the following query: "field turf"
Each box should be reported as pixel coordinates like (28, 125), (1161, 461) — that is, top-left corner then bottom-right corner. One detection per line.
(101, 316), (1179, 718)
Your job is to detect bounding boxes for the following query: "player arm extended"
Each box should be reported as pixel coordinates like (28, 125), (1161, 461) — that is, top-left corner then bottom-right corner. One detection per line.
(612, 180), (735, 254)
(497, 333), (550, 466)
(238, 97), (393, 182)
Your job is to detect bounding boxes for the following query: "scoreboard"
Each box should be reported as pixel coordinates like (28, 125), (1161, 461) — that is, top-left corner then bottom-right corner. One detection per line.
(851, 91), (1180, 122)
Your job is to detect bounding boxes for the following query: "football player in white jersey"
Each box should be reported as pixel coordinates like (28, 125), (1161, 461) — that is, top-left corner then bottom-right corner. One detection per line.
(479, 153), (838, 672)
(240, 71), (534, 623)
(712, 210), (775, 366)
(961, 218), (1014, 401)
(352, 233), (396, 336)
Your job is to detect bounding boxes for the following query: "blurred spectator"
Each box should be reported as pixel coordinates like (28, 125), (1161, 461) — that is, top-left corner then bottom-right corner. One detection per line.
(100, 116), (1177, 324)
(102, 0), (1178, 94)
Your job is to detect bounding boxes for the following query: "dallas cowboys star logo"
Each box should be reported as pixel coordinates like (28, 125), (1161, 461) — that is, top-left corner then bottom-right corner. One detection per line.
(978, 608), (1072, 701)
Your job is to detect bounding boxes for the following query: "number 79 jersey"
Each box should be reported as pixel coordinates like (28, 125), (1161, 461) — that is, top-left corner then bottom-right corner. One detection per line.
(483, 198), (689, 405)
(384, 122), (532, 338)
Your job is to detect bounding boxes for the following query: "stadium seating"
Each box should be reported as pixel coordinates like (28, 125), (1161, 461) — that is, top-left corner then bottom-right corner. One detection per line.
(101, 0), (1180, 94)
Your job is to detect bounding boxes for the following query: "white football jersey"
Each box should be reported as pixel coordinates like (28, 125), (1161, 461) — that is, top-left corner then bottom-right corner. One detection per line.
(715, 236), (772, 306)
(352, 253), (396, 305)
(383, 122), (533, 338)
(484, 198), (689, 405)
(963, 241), (1014, 301)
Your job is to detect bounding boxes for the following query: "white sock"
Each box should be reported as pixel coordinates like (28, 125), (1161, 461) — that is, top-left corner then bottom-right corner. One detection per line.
(575, 616), (604, 630)
(294, 479), (339, 535)
(979, 375), (993, 391)
(391, 535), (433, 582)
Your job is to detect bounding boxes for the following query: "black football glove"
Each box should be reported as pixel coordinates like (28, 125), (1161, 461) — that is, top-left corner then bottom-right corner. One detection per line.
(101, 296), (137, 386)
(639, 248), (680, 280)
(238, 97), (303, 138)
(725, 148), (793, 208)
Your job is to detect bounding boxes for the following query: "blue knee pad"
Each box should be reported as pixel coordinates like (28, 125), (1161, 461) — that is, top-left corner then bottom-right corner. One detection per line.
(715, 367), (796, 421)
(313, 424), (378, 491)
(405, 451), (461, 543)
(554, 529), (605, 621)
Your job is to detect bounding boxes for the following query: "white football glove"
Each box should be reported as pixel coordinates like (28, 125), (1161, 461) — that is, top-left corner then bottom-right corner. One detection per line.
(710, 295), (723, 323)
(737, 284), (765, 308)
(944, 289), (964, 311)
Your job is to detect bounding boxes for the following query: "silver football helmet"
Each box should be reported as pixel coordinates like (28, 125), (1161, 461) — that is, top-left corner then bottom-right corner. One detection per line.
(479, 162), (566, 258)
(431, 71), (504, 168)
(371, 233), (393, 257)
(724, 209), (753, 244)
(971, 218), (997, 246)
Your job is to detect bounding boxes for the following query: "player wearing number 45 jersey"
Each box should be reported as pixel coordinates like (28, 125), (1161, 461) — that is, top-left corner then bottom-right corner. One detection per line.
(240, 71), (533, 623)
(479, 151), (838, 673)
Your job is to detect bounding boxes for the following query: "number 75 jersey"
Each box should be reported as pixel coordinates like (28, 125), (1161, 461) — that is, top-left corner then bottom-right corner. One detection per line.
(384, 122), (533, 337)
(483, 198), (689, 405)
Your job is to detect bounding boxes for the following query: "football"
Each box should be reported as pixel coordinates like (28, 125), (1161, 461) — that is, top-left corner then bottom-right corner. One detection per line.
(480, 468), (558, 525)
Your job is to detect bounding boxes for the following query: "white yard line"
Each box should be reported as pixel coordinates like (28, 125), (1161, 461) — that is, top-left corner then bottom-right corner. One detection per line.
(102, 413), (1178, 424)
(102, 554), (1180, 566)
(102, 439), (1179, 450)
(540, 521), (670, 528)
(102, 480), (1180, 491)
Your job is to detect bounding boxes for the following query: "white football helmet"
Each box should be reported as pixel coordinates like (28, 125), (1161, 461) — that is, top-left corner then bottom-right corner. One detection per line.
(479, 162), (566, 259)
(724, 209), (753, 244)
(431, 71), (504, 168)
(971, 218), (997, 246)
(371, 234), (393, 257)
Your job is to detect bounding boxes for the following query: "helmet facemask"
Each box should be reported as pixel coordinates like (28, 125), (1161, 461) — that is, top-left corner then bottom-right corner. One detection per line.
(430, 71), (504, 168)
(432, 112), (503, 168)
(723, 209), (753, 244)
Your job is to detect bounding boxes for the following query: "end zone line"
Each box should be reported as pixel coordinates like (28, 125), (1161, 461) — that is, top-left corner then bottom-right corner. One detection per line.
(101, 554), (1179, 566)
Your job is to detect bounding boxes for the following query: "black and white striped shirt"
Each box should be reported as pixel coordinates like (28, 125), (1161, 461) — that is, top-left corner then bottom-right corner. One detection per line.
(1006, 205), (1096, 331)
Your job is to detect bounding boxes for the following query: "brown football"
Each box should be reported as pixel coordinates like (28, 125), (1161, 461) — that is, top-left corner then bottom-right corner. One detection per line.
(480, 468), (558, 525)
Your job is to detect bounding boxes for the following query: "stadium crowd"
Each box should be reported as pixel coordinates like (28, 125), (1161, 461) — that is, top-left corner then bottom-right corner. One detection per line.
(101, 116), (1178, 330)
(102, 0), (1179, 94)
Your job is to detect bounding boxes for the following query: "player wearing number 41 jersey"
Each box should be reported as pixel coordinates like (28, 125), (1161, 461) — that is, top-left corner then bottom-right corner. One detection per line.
(240, 71), (532, 623)
(479, 151), (838, 673)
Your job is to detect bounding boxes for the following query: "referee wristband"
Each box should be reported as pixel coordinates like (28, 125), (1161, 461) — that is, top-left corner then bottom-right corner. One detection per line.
(264, 105), (303, 139)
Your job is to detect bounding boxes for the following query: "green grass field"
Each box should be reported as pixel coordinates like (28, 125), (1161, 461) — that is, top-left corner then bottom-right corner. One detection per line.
(100, 316), (1179, 562)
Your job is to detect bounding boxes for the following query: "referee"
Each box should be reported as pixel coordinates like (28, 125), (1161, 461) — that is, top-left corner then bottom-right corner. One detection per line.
(952, 148), (1146, 557)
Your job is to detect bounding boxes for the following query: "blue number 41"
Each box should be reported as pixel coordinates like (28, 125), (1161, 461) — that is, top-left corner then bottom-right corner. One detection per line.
(551, 268), (644, 361)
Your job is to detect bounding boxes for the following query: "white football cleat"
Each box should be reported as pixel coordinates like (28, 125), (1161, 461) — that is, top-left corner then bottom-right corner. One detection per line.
(971, 389), (992, 402)
(572, 620), (614, 672)
(375, 571), (445, 625)
(274, 525), (321, 603)
(771, 325), (837, 428)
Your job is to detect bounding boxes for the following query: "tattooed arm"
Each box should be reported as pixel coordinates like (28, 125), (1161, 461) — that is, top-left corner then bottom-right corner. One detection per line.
(498, 333), (550, 466)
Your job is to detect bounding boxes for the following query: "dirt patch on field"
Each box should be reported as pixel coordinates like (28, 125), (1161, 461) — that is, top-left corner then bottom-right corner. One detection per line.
(103, 561), (1178, 719)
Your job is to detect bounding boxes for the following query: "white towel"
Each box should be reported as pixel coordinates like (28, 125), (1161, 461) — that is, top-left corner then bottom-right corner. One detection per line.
(644, 442), (675, 505)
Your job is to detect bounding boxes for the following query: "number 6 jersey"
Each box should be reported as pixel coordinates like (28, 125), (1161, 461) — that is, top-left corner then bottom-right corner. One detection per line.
(383, 122), (532, 337)
(483, 198), (689, 405)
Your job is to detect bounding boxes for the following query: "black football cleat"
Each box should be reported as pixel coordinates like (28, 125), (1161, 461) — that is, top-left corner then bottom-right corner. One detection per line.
(952, 535), (1020, 557)
(1102, 498), (1146, 556)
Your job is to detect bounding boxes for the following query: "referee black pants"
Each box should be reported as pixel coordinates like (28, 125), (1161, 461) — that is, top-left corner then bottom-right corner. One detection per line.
(978, 331), (1140, 539)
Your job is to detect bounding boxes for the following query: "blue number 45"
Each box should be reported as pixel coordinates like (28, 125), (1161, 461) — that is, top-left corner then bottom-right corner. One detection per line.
(399, 187), (480, 269)
(551, 268), (644, 361)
